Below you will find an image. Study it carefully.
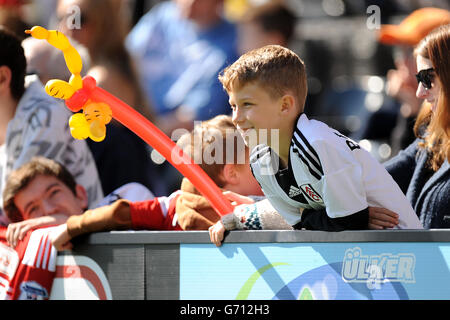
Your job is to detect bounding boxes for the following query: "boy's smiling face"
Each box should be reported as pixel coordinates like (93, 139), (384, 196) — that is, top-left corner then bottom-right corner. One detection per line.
(228, 81), (286, 149)
(13, 175), (87, 221)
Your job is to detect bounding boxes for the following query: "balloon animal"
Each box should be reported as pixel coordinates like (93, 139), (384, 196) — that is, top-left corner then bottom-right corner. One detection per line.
(25, 26), (112, 142)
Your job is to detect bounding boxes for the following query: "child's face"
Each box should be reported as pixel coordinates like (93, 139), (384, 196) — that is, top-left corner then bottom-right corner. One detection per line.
(14, 175), (87, 221)
(236, 164), (265, 196)
(228, 82), (285, 149)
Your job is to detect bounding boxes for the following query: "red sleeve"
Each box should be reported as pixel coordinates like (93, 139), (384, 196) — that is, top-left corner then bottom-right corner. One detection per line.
(130, 198), (166, 230)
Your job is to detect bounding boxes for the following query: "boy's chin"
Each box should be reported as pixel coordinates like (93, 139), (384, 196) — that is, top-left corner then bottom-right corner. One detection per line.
(240, 130), (260, 148)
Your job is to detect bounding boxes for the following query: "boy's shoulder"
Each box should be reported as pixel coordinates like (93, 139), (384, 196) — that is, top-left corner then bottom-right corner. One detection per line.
(293, 113), (332, 143)
(293, 113), (361, 151)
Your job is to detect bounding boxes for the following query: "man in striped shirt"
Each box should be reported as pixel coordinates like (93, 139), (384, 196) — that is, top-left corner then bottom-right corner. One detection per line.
(0, 157), (154, 299)
(216, 45), (422, 236)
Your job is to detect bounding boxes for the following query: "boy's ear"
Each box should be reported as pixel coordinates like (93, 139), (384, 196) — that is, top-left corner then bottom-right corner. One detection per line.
(74, 184), (89, 210)
(0, 66), (12, 93)
(280, 94), (296, 115)
(222, 164), (240, 186)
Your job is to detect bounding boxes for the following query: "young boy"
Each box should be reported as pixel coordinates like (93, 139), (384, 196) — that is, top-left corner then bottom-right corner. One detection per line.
(209, 45), (422, 245)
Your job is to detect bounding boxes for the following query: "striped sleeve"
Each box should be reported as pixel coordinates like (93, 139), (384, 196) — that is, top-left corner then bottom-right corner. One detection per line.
(22, 229), (57, 272)
(292, 127), (324, 180)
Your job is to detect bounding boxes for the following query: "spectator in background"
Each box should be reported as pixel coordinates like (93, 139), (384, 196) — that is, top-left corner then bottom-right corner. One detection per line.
(0, 27), (103, 226)
(356, 8), (450, 156)
(55, 0), (167, 196)
(126, 0), (239, 135)
(237, 0), (297, 55)
(384, 24), (450, 229)
(0, 0), (29, 39)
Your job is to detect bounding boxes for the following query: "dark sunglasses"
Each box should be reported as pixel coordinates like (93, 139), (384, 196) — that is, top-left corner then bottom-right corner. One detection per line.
(415, 68), (435, 90)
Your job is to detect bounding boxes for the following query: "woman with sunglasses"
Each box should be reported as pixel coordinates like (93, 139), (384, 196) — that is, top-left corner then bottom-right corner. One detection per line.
(382, 24), (450, 228)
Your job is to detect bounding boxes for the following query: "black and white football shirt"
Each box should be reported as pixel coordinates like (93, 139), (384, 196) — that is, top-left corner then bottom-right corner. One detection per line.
(250, 114), (422, 229)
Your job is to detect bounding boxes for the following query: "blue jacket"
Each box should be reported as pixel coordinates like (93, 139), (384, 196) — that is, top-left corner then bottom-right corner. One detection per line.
(384, 139), (450, 228)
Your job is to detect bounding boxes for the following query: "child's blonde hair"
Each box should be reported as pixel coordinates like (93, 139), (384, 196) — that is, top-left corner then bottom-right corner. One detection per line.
(219, 45), (308, 112)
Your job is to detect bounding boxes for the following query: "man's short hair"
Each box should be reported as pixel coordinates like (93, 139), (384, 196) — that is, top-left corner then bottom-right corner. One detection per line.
(177, 115), (248, 187)
(3, 157), (77, 223)
(219, 45), (307, 112)
(0, 26), (26, 100)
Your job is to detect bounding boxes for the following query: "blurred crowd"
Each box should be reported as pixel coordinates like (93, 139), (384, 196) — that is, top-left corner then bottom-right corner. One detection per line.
(1, 0), (450, 300)
(0, 0), (448, 212)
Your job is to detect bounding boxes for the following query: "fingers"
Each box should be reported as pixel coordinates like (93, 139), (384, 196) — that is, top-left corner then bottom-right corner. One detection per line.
(54, 241), (72, 251)
(208, 224), (225, 247)
(368, 219), (396, 230)
(17, 224), (31, 243)
(374, 207), (399, 219)
(370, 212), (398, 225)
(6, 222), (30, 248)
(6, 225), (13, 247)
(49, 224), (72, 251)
(61, 242), (73, 251)
(368, 207), (399, 229)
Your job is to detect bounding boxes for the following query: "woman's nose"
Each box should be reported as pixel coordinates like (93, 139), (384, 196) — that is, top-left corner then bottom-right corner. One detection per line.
(416, 83), (429, 99)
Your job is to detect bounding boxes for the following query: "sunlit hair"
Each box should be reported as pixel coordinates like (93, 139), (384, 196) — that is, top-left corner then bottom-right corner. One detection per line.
(3, 157), (77, 223)
(413, 24), (450, 171)
(219, 45), (307, 112)
(176, 115), (248, 188)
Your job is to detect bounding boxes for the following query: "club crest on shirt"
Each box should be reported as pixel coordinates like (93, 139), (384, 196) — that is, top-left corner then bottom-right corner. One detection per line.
(19, 281), (48, 300)
(0, 243), (19, 283)
(300, 184), (323, 204)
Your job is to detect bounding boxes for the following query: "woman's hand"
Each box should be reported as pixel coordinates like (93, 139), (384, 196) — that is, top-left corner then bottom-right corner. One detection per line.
(368, 207), (399, 230)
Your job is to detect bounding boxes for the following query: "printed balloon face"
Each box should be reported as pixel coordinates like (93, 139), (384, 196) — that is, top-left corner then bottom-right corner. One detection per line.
(68, 102), (112, 142)
(84, 102), (112, 125)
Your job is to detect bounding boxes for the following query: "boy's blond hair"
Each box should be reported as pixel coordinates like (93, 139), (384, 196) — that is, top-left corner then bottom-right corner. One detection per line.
(177, 115), (248, 188)
(219, 45), (308, 112)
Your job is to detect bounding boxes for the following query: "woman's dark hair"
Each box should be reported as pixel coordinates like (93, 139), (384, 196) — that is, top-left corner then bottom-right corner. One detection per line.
(0, 26), (26, 100)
